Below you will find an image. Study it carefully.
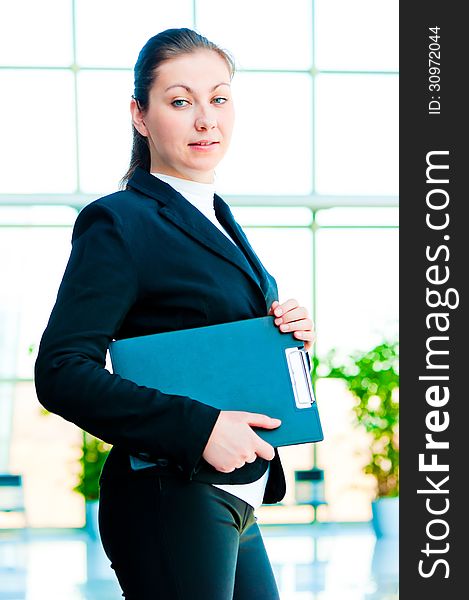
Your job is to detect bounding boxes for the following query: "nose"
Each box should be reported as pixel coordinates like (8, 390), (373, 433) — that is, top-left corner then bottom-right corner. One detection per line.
(195, 106), (217, 131)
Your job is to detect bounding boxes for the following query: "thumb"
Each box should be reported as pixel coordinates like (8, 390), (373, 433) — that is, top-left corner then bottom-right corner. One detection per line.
(244, 412), (282, 429)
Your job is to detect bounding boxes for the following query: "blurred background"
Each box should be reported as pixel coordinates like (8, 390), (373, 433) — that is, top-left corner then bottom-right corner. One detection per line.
(0, 1), (398, 598)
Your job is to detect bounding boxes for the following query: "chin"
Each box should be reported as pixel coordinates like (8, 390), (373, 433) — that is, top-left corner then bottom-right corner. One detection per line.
(187, 160), (220, 172)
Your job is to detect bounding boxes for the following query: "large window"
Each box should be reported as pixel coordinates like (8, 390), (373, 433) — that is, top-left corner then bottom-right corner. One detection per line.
(0, 0), (398, 526)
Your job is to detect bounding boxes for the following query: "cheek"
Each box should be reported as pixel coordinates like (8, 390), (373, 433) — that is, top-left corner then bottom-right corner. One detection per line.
(223, 107), (235, 138)
(152, 115), (185, 150)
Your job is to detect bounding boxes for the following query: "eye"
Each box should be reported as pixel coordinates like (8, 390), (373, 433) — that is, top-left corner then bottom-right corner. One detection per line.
(213, 97), (228, 104)
(171, 98), (190, 107)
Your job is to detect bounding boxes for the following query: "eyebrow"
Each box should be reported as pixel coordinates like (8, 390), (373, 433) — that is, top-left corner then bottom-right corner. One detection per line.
(164, 82), (231, 93)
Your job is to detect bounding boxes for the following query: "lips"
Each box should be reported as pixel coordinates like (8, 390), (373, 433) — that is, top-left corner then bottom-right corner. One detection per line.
(188, 141), (219, 146)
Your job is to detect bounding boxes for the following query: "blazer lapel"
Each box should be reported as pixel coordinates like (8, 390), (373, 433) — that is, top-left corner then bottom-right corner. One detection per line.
(127, 168), (268, 302)
(213, 195), (271, 292)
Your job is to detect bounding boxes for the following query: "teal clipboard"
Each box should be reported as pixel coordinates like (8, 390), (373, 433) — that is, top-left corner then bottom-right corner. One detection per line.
(109, 316), (324, 454)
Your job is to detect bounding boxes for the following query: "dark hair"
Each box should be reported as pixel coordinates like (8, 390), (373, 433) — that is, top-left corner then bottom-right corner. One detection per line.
(119, 28), (236, 189)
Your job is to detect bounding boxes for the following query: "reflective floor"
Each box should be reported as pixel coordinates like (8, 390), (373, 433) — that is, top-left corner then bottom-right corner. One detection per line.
(0, 522), (398, 599)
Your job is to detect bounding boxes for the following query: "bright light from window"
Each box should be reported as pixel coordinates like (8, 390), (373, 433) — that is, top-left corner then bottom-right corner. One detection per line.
(315, 0), (399, 71)
(217, 72), (313, 195)
(315, 227), (398, 359)
(196, 0), (313, 70)
(0, 0), (73, 66)
(77, 70), (134, 193)
(75, 0), (193, 68)
(315, 74), (398, 195)
(0, 71), (77, 193)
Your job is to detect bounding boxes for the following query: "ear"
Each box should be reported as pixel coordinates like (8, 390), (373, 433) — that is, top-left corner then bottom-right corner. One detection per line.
(130, 97), (148, 137)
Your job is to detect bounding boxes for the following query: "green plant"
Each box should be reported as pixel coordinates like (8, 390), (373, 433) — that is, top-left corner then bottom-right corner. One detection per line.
(317, 341), (399, 499)
(73, 432), (111, 501)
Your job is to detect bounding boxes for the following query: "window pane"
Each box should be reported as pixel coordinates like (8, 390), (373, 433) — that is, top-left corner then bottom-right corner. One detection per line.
(314, 227), (398, 522)
(75, 0), (193, 68)
(315, 228), (398, 360)
(242, 227), (313, 316)
(316, 207), (399, 227)
(196, 0), (312, 70)
(232, 206), (312, 227)
(77, 70), (134, 194)
(315, 0), (399, 71)
(217, 73), (312, 195)
(0, 0), (73, 66)
(0, 71), (77, 193)
(8, 381), (83, 527)
(1, 213), (81, 527)
(0, 206), (75, 226)
(0, 209), (76, 379)
(315, 378), (376, 522)
(315, 74), (398, 195)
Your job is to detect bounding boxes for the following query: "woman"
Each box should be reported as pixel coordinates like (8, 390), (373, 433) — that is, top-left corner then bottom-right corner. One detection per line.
(35, 28), (315, 599)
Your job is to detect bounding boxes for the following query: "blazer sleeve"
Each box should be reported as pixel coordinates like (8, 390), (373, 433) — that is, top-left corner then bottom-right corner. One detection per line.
(34, 201), (221, 478)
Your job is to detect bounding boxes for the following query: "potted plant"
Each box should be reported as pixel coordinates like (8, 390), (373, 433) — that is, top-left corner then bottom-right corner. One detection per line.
(73, 432), (111, 538)
(318, 341), (399, 537)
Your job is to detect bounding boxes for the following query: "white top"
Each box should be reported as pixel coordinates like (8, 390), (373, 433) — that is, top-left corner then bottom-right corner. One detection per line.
(151, 171), (270, 510)
(154, 172), (237, 244)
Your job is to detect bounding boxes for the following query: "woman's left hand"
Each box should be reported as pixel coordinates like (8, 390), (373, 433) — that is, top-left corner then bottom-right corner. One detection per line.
(268, 299), (316, 352)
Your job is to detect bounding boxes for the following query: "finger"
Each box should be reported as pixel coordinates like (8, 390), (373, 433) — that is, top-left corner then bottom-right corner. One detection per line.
(278, 316), (313, 332)
(273, 298), (299, 318)
(293, 330), (315, 349)
(279, 322), (312, 335)
(243, 413), (282, 429)
(275, 307), (309, 325)
(293, 329), (316, 342)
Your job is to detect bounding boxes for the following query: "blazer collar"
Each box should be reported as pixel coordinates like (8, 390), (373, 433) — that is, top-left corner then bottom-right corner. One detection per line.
(127, 168), (270, 305)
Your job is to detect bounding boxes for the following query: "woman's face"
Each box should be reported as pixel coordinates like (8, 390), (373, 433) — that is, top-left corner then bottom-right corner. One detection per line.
(131, 49), (235, 183)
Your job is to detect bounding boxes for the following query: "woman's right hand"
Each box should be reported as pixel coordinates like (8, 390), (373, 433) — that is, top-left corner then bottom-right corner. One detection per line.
(202, 410), (281, 473)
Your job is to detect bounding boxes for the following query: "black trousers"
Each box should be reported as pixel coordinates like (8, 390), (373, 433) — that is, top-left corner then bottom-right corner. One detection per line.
(98, 459), (280, 600)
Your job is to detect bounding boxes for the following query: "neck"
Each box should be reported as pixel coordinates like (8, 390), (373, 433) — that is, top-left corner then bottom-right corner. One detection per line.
(149, 164), (214, 184)
(151, 172), (216, 198)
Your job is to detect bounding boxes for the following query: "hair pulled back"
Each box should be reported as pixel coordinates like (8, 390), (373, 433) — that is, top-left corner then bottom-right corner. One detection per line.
(120, 28), (235, 189)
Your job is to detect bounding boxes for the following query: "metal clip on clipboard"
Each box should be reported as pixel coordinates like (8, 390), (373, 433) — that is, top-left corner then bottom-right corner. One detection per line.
(285, 347), (316, 409)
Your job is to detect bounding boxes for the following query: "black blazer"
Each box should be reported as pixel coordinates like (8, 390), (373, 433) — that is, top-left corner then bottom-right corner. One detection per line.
(34, 167), (286, 504)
